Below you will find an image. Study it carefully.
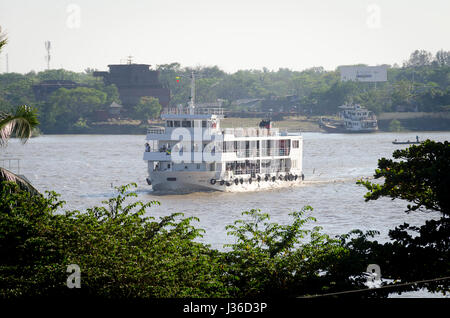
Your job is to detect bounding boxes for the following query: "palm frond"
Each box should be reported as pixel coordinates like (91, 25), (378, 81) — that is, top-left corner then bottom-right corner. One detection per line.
(0, 105), (39, 147)
(0, 167), (40, 195)
(0, 26), (7, 53)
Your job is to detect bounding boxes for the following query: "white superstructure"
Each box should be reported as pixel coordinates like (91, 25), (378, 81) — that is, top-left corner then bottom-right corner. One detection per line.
(143, 74), (303, 193)
(319, 104), (378, 133)
(337, 104), (378, 132)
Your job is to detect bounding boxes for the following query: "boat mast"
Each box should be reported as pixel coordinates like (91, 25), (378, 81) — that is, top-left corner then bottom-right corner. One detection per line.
(188, 71), (195, 114)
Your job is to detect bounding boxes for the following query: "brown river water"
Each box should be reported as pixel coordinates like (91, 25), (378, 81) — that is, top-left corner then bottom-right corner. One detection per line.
(3, 131), (449, 297)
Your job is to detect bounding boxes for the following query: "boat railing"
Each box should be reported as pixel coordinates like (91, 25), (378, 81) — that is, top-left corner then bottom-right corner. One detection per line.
(230, 166), (291, 176)
(0, 158), (21, 174)
(231, 148), (291, 158)
(285, 128), (302, 135)
(223, 127), (280, 137)
(163, 107), (224, 116)
(147, 127), (165, 134)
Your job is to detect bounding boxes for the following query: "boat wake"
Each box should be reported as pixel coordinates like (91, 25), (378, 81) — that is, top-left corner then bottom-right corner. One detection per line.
(302, 176), (373, 186)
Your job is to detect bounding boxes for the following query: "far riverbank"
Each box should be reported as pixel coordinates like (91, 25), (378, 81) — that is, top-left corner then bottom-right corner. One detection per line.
(37, 112), (450, 135)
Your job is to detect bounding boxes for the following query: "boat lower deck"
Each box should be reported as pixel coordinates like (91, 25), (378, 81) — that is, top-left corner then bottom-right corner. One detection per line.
(148, 170), (304, 193)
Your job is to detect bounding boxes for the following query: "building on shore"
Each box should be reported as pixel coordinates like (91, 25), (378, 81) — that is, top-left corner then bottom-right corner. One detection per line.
(93, 63), (170, 109)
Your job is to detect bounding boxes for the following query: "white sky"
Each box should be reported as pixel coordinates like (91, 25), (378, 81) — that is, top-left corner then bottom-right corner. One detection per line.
(0, 0), (449, 74)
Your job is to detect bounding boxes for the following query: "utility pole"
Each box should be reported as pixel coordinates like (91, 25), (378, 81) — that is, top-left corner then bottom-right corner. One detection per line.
(44, 41), (51, 70)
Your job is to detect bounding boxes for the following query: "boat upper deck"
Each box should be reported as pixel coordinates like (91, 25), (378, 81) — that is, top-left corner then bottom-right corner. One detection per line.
(162, 107), (224, 119)
(147, 126), (301, 140)
(150, 106), (301, 141)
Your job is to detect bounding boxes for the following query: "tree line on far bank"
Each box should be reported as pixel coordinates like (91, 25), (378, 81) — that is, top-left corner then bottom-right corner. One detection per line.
(0, 49), (449, 133)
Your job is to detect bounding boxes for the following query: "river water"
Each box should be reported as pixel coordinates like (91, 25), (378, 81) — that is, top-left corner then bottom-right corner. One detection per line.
(2, 131), (449, 297)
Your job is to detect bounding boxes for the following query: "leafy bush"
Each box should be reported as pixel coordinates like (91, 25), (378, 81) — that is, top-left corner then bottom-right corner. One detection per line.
(0, 182), (232, 298)
(222, 207), (360, 297)
(3, 175), (447, 298)
(1, 182), (370, 298)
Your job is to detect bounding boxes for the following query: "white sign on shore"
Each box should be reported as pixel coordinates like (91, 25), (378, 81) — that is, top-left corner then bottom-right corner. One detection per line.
(339, 65), (388, 82)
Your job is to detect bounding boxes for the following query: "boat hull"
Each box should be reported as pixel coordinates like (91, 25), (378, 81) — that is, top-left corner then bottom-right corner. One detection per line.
(319, 122), (378, 133)
(148, 171), (303, 193)
(392, 141), (421, 145)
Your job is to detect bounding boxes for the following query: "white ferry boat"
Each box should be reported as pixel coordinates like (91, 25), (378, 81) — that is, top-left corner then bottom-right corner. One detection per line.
(319, 104), (378, 133)
(143, 74), (304, 193)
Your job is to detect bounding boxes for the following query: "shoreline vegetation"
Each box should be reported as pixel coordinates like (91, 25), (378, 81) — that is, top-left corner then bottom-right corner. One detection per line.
(27, 112), (450, 135)
(0, 49), (449, 136)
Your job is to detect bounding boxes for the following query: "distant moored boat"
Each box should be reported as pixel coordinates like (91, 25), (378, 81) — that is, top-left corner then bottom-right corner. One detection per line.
(319, 104), (378, 133)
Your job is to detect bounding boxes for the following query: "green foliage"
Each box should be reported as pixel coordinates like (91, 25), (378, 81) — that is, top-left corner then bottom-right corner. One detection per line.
(134, 96), (162, 123)
(388, 119), (403, 132)
(0, 105), (39, 146)
(222, 207), (358, 297)
(0, 182), (370, 298)
(41, 87), (106, 131)
(353, 141), (450, 296)
(338, 219), (450, 296)
(358, 140), (450, 216)
(0, 182), (66, 297)
(0, 182), (233, 298)
(154, 55), (449, 114)
(0, 49), (448, 134)
(2, 177), (448, 298)
(73, 117), (89, 129)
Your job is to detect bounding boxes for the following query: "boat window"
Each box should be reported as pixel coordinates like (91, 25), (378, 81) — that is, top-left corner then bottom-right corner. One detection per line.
(167, 120), (173, 127)
(174, 121), (181, 127)
(292, 140), (299, 148)
(182, 120), (192, 128)
(202, 120), (207, 128)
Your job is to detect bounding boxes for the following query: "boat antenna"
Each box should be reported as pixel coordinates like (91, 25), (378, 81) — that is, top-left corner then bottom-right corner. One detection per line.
(188, 71), (196, 114)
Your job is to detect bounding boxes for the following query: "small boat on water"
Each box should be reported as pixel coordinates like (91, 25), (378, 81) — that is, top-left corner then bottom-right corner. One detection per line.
(392, 136), (422, 145)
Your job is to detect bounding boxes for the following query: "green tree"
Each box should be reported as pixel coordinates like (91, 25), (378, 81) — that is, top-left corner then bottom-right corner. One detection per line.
(359, 140), (450, 215)
(0, 30), (40, 193)
(403, 49), (433, 67)
(134, 96), (162, 124)
(42, 87), (106, 131)
(351, 140), (450, 296)
(433, 50), (450, 67)
(223, 207), (361, 297)
(388, 119), (403, 132)
(0, 106), (40, 193)
(0, 182), (232, 298)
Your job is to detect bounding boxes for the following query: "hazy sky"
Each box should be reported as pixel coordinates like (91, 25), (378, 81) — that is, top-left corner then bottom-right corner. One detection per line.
(0, 0), (449, 74)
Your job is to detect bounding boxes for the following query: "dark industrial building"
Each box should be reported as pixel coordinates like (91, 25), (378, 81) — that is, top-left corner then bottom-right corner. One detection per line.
(93, 64), (170, 108)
